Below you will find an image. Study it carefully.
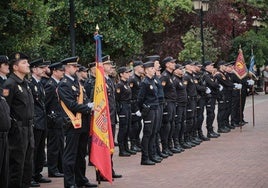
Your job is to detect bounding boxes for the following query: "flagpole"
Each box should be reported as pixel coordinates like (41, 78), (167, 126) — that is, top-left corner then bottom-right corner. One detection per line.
(239, 88), (242, 132)
(251, 47), (255, 127)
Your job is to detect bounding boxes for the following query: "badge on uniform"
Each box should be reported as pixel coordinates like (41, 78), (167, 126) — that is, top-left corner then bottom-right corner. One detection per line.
(190, 79), (193, 83)
(154, 79), (158, 84)
(2, 89), (9, 97)
(129, 82), (134, 88)
(150, 85), (153, 90)
(72, 85), (76, 91)
(18, 85), (23, 93)
(34, 86), (38, 92)
(179, 82), (183, 86)
(170, 78), (173, 83)
(116, 88), (120, 93)
(162, 81), (166, 86)
(124, 85), (128, 89)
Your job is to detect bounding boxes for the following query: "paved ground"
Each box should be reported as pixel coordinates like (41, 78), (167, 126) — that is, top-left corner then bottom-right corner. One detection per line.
(41, 93), (268, 188)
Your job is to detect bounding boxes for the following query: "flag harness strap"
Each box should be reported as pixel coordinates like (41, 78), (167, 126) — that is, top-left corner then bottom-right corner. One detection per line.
(60, 84), (83, 129)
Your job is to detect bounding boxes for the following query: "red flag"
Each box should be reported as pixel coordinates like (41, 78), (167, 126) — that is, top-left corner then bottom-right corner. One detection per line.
(90, 32), (114, 183)
(233, 49), (248, 79)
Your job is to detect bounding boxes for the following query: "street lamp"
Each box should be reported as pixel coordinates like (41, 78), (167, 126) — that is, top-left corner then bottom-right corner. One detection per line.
(192, 0), (209, 64)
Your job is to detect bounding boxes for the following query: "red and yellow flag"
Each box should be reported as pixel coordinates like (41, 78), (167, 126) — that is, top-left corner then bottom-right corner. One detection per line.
(233, 48), (248, 79)
(90, 32), (114, 183)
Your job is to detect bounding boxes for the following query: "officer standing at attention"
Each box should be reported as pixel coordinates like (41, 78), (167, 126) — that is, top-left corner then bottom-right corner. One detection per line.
(57, 56), (97, 188)
(44, 62), (65, 178)
(0, 55), (11, 188)
(115, 66), (134, 157)
(137, 61), (159, 165)
(182, 60), (198, 147)
(3, 52), (34, 188)
(172, 64), (188, 151)
(0, 55), (10, 87)
(202, 61), (221, 138)
(160, 56), (180, 156)
(76, 66), (89, 86)
(128, 60), (144, 152)
(29, 58), (52, 186)
(84, 62), (96, 101)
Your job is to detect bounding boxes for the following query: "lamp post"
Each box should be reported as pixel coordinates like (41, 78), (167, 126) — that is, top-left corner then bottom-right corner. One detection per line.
(69, 0), (76, 56)
(192, 0), (209, 64)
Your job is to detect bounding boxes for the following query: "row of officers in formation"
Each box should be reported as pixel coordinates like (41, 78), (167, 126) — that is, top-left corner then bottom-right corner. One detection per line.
(0, 53), (254, 188)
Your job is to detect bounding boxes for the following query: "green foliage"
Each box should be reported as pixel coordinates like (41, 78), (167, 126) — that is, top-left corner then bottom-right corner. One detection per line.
(230, 27), (268, 67)
(0, 1), (52, 59)
(178, 27), (221, 63)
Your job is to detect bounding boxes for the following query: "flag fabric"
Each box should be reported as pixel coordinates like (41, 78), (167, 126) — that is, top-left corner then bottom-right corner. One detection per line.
(249, 53), (257, 79)
(233, 49), (248, 79)
(90, 32), (114, 183)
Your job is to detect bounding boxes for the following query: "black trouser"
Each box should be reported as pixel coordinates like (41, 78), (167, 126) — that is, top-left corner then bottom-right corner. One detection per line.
(117, 104), (131, 151)
(160, 101), (176, 150)
(8, 125), (34, 188)
(224, 91), (232, 126)
(47, 128), (64, 175)
(196, 97), (206, 131)
(186, 98), (197, 134)
(154, 104), (163, 155)
(63, 132), (89, 187)
(129, 115), (142, 144)
(0, 132), (8, 188)
(217, 95), (226, 130)
(141, 109), (157, 161)
(175, 104), (186, 142)
(205, 97), (216, 132)
(33, 128), (47, 180)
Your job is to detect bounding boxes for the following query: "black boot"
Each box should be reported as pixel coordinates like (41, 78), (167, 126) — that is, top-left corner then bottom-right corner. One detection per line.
(198, 130), (210, 141)
(119, 144), (131, 157)
(130, 140), (141, 152)
(125, 142), (136, 155)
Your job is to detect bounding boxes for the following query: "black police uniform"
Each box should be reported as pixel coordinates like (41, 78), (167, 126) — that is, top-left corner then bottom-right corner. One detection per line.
(173, 73), (188, 150)
(194, 71), (210, 141)
(84, 74), (95, 102)
(183, 70), (198, 146)
(45, 76), (64, 176)
(4, 73), (35, 188)
(0, 96), (11, 188)
(160, 70), (178, 155)
(203, 71), (220, 138)
(230, 73), (249, 126)
(29, 75), (49, 182)
(128, 72), (143, 151)
(115, 77), (133, 156)
(214, 69), (234, 132)
(58, 56), (96, 188)
(224, 71), (235, 129)
(137, 74), (159, 165)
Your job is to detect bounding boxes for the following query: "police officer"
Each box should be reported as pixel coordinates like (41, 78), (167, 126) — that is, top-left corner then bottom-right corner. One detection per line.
(202, 61), (221, 138)
(102, 56), (122, 179)
(137, 61), (159, 165)
(214, 61), (233, 133)
(40, 60), (52, 87)
(115, 66), (135, 156)
(3, 52), (34, 188)
(0, 56), (11, 188)
(128, 60), (144, 152)
(57, 56), (97, 188)
(172, 64), (188, 150)
(44, 62), (65, 178)
(0, 55), (10, 88)
(29, 58), (52, 186)
(84, 62), (96, 101)
(160, 56), (180, 155)
(192, 61), (207, 143)
(76, 66), (89, 86)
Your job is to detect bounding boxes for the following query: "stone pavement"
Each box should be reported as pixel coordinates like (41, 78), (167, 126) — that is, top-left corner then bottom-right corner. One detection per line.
(41, 93), (268, 188)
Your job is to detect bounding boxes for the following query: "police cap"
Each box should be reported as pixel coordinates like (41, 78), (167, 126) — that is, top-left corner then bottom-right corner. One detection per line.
(61, 56), (79, 66)
(49, 62), (63, 71)
(88, 62), (96, 68)
(9, 52), (29, 63)
(174, 64), (184, 70)
(162, 56), (176, 66)
(143, 61), (154, 68)
(203, 60), (214, 67)
(146, 55), (160, 62)
(133, 60), (143, 67)
(182, 60), (194, 66)
(102, 55), (113, 64)
(193, 61), (202, 67)
(117, 66), (132, 74)
(78, 66), (89, 72)
(30, 58), (47, 68)
(217, 60), (228, 67)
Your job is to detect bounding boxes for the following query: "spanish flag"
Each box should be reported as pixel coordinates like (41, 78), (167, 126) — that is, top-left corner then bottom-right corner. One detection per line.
(233, 48), (248, 79)
(90, 31), (114, 183)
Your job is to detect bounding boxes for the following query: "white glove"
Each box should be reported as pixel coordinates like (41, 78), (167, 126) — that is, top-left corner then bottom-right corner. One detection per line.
(205, 87), (211, 94)
(135, 110), (142, 117)
(219, 84), (223, 91)
(247, 79), (254, 86)
(87, 102), (94, 109)
(234, 83), (242, 89)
